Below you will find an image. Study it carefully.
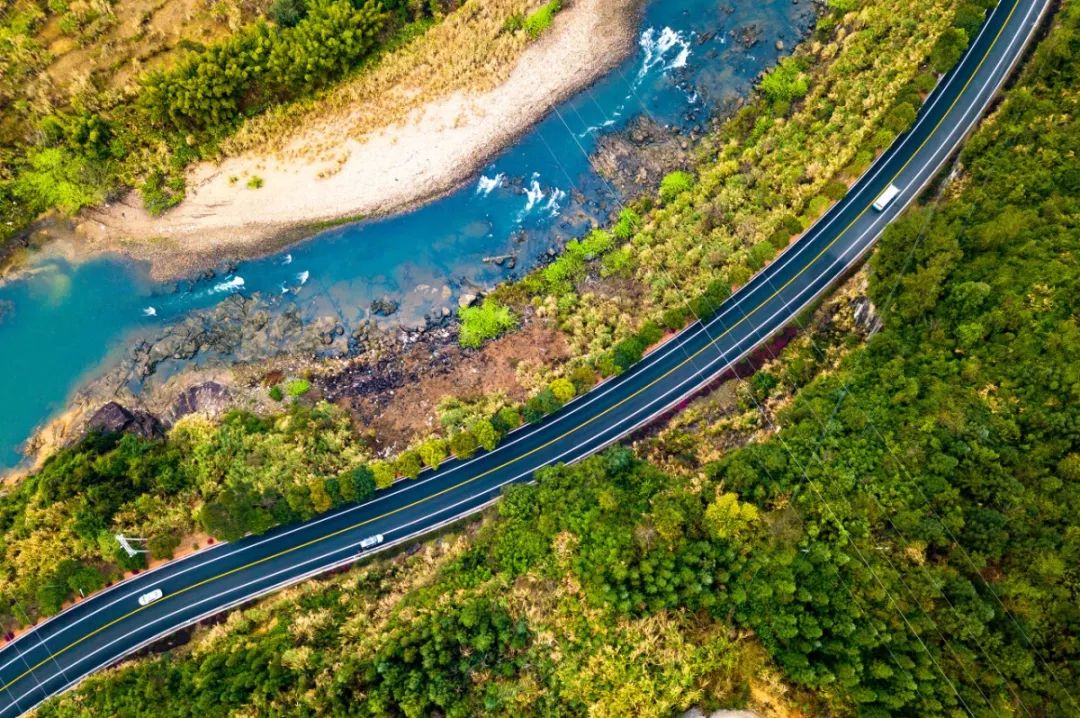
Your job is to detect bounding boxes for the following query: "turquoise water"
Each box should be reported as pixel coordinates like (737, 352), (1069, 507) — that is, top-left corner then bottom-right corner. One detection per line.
(0, 0), (815, 469)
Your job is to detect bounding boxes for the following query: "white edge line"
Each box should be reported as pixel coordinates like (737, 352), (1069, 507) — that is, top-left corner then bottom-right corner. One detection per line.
(0, 0), (1047, 708)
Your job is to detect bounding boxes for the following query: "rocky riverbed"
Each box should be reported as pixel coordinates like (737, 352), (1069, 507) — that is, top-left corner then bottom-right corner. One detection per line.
(8, 6), (821, 476)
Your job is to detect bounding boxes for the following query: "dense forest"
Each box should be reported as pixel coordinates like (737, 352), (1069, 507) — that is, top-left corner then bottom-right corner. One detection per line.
(31, 2), (1080, 715)
(0, 0), (1011, 628)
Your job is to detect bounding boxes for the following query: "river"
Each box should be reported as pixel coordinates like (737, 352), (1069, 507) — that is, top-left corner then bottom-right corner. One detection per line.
(0, 0), (816, 470)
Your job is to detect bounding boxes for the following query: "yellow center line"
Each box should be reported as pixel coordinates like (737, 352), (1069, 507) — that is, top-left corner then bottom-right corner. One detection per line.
(0, 0), (1021, 698)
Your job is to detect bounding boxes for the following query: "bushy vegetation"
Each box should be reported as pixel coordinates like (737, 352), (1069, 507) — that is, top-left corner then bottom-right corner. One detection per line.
(36, 451), (791, 718)
(0, 0), (457, 249)
(458, 298), (517, 348)
(35, 7), (1080, 711)
(0, 0), (1010, 629)
(522, 0), (560, 39)
(0, 404), (371, 623)
(497, 0), (993, 369)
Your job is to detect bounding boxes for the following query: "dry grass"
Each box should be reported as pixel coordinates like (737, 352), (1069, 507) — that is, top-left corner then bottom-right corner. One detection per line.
(223, 0), (544, 161)
(26, 0), (268, 109)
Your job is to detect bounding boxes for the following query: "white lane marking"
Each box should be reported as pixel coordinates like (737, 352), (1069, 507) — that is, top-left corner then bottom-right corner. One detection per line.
(0, 0), (1004, 669)
(0, 0), (1042, 706)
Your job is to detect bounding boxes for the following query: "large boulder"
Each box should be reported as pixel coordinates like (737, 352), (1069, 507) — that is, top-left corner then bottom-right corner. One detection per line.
(167, 382), (231, 423)
(86, 402), (164, 440)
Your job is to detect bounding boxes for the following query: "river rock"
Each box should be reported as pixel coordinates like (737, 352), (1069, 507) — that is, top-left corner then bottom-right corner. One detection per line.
(458, 293), (478, 308)
(86, 402), (164, 439)
(852, 296), (883, 335)
(167, 381), (232, 423)
(370, 296), (400, 316)
(593, 116), (692, 197)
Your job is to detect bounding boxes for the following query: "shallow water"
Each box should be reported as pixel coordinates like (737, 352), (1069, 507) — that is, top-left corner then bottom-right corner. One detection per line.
(0, 0), (815, 469)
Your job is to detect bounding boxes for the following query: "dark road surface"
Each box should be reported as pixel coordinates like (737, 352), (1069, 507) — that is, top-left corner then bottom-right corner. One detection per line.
(0, 0), (1051, 713)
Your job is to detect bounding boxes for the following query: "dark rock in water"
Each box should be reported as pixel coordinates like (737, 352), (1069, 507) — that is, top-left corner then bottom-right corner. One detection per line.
(593, 116), (692, 197)
(370, 296), (400, 317)
(87, 402), (164, 439)
(732, 23), (762, 48)
(168, 382), (231, 423)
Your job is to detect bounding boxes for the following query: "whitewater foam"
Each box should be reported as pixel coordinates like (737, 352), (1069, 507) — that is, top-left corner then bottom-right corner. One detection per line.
(212, 276), (245, 294)
(524, 177), (545, 212)
(637, 27), (692, 83)
(544, 188), (567, 217)
(476, 173), (505, 196)
(142, 306), (157, 317)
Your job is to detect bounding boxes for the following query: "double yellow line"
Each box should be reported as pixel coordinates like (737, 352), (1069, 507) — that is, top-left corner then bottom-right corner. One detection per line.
(0, 0), (1023, 703)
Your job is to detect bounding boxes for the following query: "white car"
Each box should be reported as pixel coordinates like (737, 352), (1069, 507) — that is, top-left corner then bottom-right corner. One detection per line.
(137, 588), (163, 606)
(359, 534), (384, 550)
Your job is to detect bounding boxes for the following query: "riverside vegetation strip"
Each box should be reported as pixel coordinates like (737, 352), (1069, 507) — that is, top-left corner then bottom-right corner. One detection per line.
(0, 0), (572, 269)
(0, 0), (996, 630)
(29, 4), (1080, 713)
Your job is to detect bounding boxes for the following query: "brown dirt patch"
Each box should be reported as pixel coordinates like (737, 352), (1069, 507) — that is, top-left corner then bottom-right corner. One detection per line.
(347, 321), (569, 452)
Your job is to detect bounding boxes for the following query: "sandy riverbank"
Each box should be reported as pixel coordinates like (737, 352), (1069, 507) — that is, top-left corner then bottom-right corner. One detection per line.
(72, 0), (643, 281)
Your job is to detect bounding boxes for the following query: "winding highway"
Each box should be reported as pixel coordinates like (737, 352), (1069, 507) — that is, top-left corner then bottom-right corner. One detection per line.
(0, 0), (1051, 713)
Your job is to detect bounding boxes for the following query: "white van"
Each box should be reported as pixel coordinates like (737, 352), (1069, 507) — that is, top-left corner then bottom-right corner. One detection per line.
(872, 183), (902, 212)
(359, 534), (384, 550)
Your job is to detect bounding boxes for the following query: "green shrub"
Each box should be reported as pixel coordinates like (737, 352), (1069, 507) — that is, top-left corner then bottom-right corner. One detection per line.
(884, 102), (917, 133)
(689, 280), (732, 319)
(285, 378), (311, 397)
(13, 147), (102, 215)
(449, 429), (479, 459)
(637, 320), (664, 347)
(930, 27), (968, 73)
(611, 208), (640, 240)
(268, 385), (284, 401)
(269, 0), (308, 27)
(760, 56), (809, 104)
(491, 406), (522, 434)
(418, 438), (449, 471)
(246, 175), (264, 189)
(522, 0), (561, 39)
(659, 170), (694, 203)
(372, 461), (396, 489)
(395, 450), (423, 479)
(568, 364), (599, 394)
(458, 298), (517, 348)
(826, 0), (859, 12)
(822, 180), (849, 200)
(470, 419), (500, 452)
(661, 306), (691, 331)
(524, 388), (563, 423)
(612, 336), (646, 372)
(345, 464), (376, 502)
(549, 378), (576, 404)
(147, 532), (182, 560)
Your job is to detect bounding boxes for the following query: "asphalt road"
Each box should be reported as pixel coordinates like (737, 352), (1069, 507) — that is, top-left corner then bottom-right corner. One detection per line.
(0, 0), (1051, 713)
